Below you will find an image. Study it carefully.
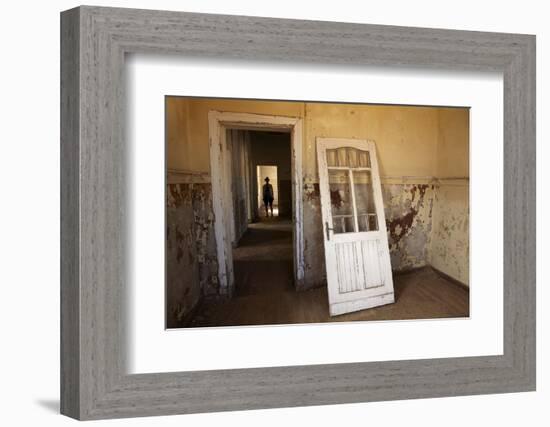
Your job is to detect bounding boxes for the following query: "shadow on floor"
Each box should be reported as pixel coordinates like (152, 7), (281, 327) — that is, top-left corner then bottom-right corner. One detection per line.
(35, 399), (59, 413)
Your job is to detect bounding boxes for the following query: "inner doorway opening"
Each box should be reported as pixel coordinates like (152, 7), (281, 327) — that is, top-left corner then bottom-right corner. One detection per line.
(257, 165), (279, 218)
(229, 130), (294, 298)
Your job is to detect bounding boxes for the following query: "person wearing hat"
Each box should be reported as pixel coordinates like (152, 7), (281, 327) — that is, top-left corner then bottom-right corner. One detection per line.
(262, 176), (274, 217)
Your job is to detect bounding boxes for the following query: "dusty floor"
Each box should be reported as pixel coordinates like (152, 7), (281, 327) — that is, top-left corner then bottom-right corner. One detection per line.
(187, 218), (469, 328)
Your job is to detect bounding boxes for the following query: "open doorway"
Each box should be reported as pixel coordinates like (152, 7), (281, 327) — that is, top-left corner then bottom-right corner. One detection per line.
(186, 121), (300, 326)
(207, 112), (305, 299)
(257, 165), (278, 218)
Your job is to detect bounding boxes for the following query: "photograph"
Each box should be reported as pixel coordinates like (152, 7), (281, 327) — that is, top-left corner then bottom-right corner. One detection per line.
(165, 97), (470, 328)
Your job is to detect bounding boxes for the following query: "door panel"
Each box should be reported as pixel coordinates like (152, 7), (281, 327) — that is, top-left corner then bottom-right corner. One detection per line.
(317, 138), (394, 316)
(334, 240), (384, 293)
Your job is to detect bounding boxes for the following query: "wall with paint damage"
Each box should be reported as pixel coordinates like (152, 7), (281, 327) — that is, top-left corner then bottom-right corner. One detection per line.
(383, 181), (436, 271)
(165, 178), (219, 327)
(166, 98), (469, 308)
(429, 108), (470, 285)
(429, 183), (469, 285)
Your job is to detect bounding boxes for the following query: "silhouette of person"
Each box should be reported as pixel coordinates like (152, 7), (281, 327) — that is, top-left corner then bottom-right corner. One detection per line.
(262, 177), (274, 217)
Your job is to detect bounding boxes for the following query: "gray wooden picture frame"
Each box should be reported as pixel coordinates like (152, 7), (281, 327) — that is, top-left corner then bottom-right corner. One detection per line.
(60, 5), (536, 420)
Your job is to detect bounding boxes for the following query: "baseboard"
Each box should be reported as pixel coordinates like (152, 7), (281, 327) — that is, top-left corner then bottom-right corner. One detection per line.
(392, 265), (428, 276)
(429, 266), (469, 291)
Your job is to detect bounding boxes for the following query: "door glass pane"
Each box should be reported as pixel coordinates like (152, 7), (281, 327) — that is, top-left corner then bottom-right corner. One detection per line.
(348, 148), (358, 168)
(337, 148), (348, 167)
(353, 170), (378, 231)
(328, 169), (355, 233)
(326, 147), (371, 168)
(357, 149), (371, 168)
(326, 149), (338, 167)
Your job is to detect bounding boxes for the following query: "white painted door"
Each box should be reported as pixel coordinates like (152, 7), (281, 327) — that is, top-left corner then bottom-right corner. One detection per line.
(317, 138), (394, 316)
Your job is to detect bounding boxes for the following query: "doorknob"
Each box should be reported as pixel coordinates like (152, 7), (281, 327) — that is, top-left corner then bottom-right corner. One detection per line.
(325, 221), (334, 241)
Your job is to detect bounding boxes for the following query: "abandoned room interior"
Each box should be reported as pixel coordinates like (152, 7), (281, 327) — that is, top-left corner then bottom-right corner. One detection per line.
(166, 96), (469, 329)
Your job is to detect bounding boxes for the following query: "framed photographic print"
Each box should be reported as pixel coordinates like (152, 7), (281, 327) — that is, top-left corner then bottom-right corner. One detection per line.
(60, 5), (535, 420)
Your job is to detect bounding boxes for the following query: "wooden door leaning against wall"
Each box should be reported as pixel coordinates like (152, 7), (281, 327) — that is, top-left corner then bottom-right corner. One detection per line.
(317, 138), (395, 316)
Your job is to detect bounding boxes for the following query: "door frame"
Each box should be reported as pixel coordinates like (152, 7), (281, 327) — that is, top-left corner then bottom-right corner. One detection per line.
(208, 111), (304, 296)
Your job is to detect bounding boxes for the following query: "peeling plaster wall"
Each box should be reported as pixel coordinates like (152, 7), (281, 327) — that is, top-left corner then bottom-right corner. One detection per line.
(429, 182), (469, 285)
(384, 182), (435, 271)
(429, 108), (470, 285)
(165, 179), (219, 327)
(302, 182), (326, 288)
(166, 98), (469, 295)
(166, 183), (198, 328)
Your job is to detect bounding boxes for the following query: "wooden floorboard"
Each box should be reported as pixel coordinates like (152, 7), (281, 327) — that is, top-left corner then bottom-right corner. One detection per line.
(186, 218), (469, 328)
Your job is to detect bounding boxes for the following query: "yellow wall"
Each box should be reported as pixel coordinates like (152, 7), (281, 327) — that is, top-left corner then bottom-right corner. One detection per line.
(166, 98), (191, 171)
(166, 97), (440, 179)
(435, 108), (470, 178)
(166, 97), (303, 172)
(304, 102), (439, 179)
